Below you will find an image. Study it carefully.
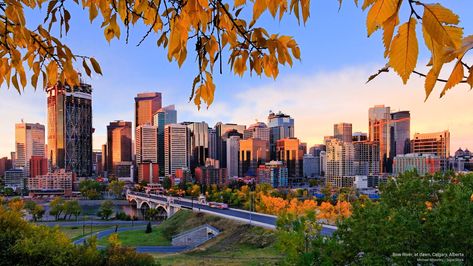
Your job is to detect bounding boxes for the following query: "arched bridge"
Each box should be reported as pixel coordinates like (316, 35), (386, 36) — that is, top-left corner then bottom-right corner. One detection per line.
(126, 191), (337, 236)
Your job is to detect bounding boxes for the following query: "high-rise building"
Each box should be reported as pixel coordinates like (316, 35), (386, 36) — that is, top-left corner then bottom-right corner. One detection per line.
(93, 150), (102, 176)
(208, 128), (217, 160)
(334, 123), (353, 143)
(107, 121), (132, 174)
(47, 83), (93, 177)
(303, 154), (318, 178)
(226, 135), (240, 178)
(390, 111), (411, 157)
(215, 122), (246, 168)
(138, 162), (159, 184)
(154, 105), (177, 176)
(15, 122), (45, 177)
(276, 138), (303, 181)
(353, 141), (380, 176)
(136, 124), (158, 164)
(268, 111), (294, 160)
(369, 105), (391, 173)
(101, 144), (107, 176)
(393, 153), (441, 176)
(325, 138), (355, 180)
(411, 131), (450, 170)
(164, 124), (190, 176)
(0, 157), (9, 177)
(352, 132), (368, 142)
(243, 122), (270, 142)
(239, 138), (269, 177)
(134, 92), (162, 128)
(29, 156), (48, 178)
(182, 122), (209, 172)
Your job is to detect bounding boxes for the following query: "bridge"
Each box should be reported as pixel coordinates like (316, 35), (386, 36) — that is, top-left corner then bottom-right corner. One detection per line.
(126, 191), (337, 236)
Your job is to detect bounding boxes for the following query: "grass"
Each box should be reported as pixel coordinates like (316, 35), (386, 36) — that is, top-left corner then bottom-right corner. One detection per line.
(58, 225), (114, 241)
(96, 225), (171, 247)
(150, 211), (283, 265)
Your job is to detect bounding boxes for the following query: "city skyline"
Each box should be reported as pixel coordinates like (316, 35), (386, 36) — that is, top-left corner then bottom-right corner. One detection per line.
(0, 2), (472, 156)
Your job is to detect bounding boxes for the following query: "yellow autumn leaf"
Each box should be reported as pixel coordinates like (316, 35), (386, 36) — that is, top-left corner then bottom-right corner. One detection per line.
(362, 0), (376, 10)
(441, 59), (464, 97)
(90, 57), (102, 75)
(366, 0), (399, 37)
(253, 0), (267, 21)
(235, 0), (246, 8)
(422, 4), (461, 49)
(382, 13), (399, 58)
(388, 18), (418, 84)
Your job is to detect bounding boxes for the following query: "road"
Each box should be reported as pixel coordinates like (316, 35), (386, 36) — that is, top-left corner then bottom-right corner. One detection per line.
(38, 220), (155, 227)
(129, 192), (337, 236)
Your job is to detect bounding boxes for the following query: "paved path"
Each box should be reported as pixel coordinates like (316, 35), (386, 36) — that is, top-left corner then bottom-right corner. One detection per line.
(38, 220), (155, 227)
(72, 226), (190, 253)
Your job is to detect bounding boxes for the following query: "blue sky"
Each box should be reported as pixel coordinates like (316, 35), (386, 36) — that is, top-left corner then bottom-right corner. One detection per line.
(1, 1), (472, 156)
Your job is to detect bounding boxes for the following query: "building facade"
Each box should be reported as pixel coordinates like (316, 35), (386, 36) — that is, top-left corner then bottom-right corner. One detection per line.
(268, 111), (294, 160)
(195, 166), (227, 186)
(106, 121), (132, 175)
(369, 105), (391, 173)
(164, 124), (190, 176)
(325, 138), (355, 180)
(411, 130), (450, 170)
(226, 135), (240, 178)
(4, 169), (25, 190)
(28, 169), (73, 197)
(134, 92), (162, 128)
(154, 105), (177, 176)
(275, 138), (303, 180)
(393, 153), (441, 176)
(182, 122), (209, 173)
(390, 111), (411, 157)
(334, 123), (353, 143)
(215, 122), (246, 169)
(243, 122), (270, 142)
(239, 138), (269, 177)
(256, 161), (288, 188)
(353, 141), (380, 176)
(15, 122), (45, 177)
(47, 83), (93, 177)
(29, 156), (48, 178)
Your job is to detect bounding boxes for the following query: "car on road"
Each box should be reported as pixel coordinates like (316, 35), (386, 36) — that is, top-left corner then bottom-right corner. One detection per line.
(208, 202), (228, 209)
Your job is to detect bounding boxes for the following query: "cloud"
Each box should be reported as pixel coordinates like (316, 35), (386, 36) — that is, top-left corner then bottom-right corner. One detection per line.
(228, 64), (473, 153)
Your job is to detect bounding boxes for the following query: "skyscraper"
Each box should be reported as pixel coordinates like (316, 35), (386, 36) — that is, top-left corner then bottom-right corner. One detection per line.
(182, 122), (209, 173)
(411, 130), (450, 170)
(239, 138), (269, 177)
(154, 105), (177, 176)
(208, 128), (217, 160)
(325, 138), (355, 181)
(47, 83), (93, 177)
(215, 123), (246, 168)
(276, 138), (303, 181)
(226, 135), (240, 178)
(390, 111), (411, 156)
(164, 124), (190, 176)
(15, 122), (45, 177)
(134, 92), (162, 128)
(106, 121), (132, 174)
(353, 141), (380, 176)
(368, 105), (391, 173)
(243, 122), (270, 142)
(334, 123), (353, 143)
(268, 111), (294, 160)
(136, 125), (158, 164)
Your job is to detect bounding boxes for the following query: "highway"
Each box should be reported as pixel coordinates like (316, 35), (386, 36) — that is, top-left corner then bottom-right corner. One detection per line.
(129, 192), (337, 236)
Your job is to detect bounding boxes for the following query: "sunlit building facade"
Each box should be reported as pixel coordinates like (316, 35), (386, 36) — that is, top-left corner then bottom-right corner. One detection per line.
(134, 92), (162, 128)
(334, 122), (353, 143)
(106, 120), (132, 175)
(164, 124), (190, 176)
(239, 138), (269, 177)
(154, 105), (177, 176)
(276, 138), (303, 180)
(15, 122), (45, 177)
(268, 111), (294, 160)
(411, 130), (450, 171)
(368, 105), (391, 173)
(47, 83), (93, 177)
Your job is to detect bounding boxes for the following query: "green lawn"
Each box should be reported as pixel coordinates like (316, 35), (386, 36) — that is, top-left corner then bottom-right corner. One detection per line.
(58, 225), (114, 241)
(97, 225), (171, 247)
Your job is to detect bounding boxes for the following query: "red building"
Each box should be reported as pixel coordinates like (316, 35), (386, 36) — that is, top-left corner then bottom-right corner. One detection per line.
(138, 162), (159, 184)
(28, 169), (73, 197)
(195, 166), (227, 186)
(29, 156), (48, 178)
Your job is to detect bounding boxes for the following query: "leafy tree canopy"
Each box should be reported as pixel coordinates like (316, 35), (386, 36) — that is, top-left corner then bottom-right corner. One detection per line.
(1, 0), (470, 107)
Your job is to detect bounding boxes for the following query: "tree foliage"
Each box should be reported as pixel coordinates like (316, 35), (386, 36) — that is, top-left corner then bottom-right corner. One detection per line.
(98, 200), (114, 220)
(0, 0), (306, 109)
(280, 172), (473, 265)
(80, 179), (105, 200)
(0, 200), (159, 266)
(348, 0), (473, 99)
(108, 180), (125, 199)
